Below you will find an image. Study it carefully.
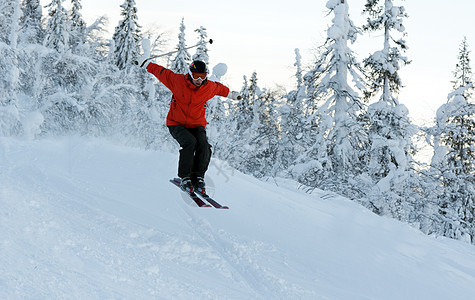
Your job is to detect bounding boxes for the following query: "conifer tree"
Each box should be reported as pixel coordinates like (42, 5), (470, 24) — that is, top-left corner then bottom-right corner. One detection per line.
(44, 0), (71, 53)
(0, 0), (21, 135)
(20, 0), (44, 44)
(235, 75), (253, 131)
(0, 0), (21, 46)
(294, 0), (367, 197)
(111, 0), (141, 70)
(70, 0), (87, 51)
(429, 88), (475, 244)
(452, 37), (474, 98)
(242, 89), (280, 178)
(0, 0), (13, 43)
(248, 72), (260, 127)
(361, 0), (420, 221)
(428, 42), (475, 244)
(362, 0), (409, 104)
(170, 18), (191, 74)
(211, 75), (249, 165)
(9, 0), (21, 48)
(218, 73), (259, 171)
(234, 73), (259, 140)
(0, 45), (21, 136)
(277, 49), (310, 176)
(192, 26), (209, 64)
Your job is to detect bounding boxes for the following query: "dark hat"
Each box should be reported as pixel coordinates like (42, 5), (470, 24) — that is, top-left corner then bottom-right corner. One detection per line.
(189, 60), (208, 73)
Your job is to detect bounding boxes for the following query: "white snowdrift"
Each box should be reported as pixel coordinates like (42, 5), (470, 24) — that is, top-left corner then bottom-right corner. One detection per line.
(1, 137), (475, 299)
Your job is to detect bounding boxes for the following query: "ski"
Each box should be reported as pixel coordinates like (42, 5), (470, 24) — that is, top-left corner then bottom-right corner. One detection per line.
(195, 189), (229, 209)
(170, 178), (211, 208)
(170, 178), (229, 209)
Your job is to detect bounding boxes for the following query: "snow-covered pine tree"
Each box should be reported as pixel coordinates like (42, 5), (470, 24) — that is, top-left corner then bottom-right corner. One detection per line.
(276, 48), (311, 177)
(241, 89), (281, 178)
(0, 0), (171, 145)
(236, 74), (257, 134)
(427, 40), (475, 244)
(0, 0), (21, 135)
(217, 69), (281, 178)
(69, 0), (87, 52)
(363, 101), (421, 221)
(248, 72), (260, 128)
(8, 0), (20, 48)
(0, 43), (21, 136)
(360, 0), (421, 222)
(0, 0), (21, 46)
(362, 0), (409, 104)
(170, 18), (191, 74)
(293, 0), (367, 197)
(210, 75), (247, 165)
(452, 37), (474, 99)
(216, 73), (258, 171)
(0, 0), (21, 136)
(111, 0), (141, 70)
(429, 86), (475, 244)
(20, 0), (44, 44)
(0, 0), (13, 43)
(44, 0), (71, 53)
(192, 26), (209, 64)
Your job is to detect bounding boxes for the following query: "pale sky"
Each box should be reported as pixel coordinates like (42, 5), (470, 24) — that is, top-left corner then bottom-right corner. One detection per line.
(62, 0), (474, 124)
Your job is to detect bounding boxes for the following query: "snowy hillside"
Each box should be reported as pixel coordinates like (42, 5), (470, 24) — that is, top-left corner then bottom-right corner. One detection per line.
(1, 137), (475, 299)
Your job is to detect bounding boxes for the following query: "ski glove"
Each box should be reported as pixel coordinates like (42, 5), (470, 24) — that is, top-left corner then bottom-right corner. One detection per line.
(228, 91), (242, 100)
(134, 55), (151, 68)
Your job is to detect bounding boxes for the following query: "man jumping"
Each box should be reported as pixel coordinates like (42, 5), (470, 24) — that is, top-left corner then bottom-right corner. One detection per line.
(136, 57), (241, 194)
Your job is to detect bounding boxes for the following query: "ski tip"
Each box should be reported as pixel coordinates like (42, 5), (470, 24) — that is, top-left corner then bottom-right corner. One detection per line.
(219, 206), (229, 209)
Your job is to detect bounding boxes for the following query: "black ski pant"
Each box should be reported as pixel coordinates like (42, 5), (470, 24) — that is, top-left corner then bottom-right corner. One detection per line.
(168, 125), (211, 179)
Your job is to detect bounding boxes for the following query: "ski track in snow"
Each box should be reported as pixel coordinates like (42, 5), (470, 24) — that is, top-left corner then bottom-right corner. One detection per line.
(176, 201), (315, 300)
(1, 137), (475, 299)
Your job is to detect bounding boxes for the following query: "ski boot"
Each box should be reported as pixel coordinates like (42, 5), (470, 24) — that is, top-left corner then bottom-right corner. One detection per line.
(180, 177), (194, 194)
(193, 177), (206, 195)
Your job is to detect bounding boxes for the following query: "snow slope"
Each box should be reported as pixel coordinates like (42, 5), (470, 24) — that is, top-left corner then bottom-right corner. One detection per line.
(1, 137), (475, 299)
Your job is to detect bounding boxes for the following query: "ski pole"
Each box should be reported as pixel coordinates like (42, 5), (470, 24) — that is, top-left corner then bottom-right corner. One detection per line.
(149, 39), (213, 59)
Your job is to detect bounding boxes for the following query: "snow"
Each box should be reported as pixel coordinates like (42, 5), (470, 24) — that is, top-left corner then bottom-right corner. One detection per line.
(141, 38), (151, 57)
(326, 0), (340, 10)
(1, 137), (475, 299)
(436, 91), (468, 126)
(212, 63), (227, 78)
(209, 62), (228, 82)
(20, 111), (44, 140)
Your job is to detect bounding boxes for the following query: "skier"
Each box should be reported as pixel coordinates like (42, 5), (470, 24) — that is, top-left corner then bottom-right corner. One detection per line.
(136, 57), (242, 194)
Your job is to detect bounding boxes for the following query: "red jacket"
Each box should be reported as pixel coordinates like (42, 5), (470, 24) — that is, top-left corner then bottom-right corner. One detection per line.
(146, 63), (230, 128)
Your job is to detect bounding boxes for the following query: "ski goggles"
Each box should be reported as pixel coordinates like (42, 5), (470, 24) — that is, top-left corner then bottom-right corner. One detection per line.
(189, 71), (207, 81)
